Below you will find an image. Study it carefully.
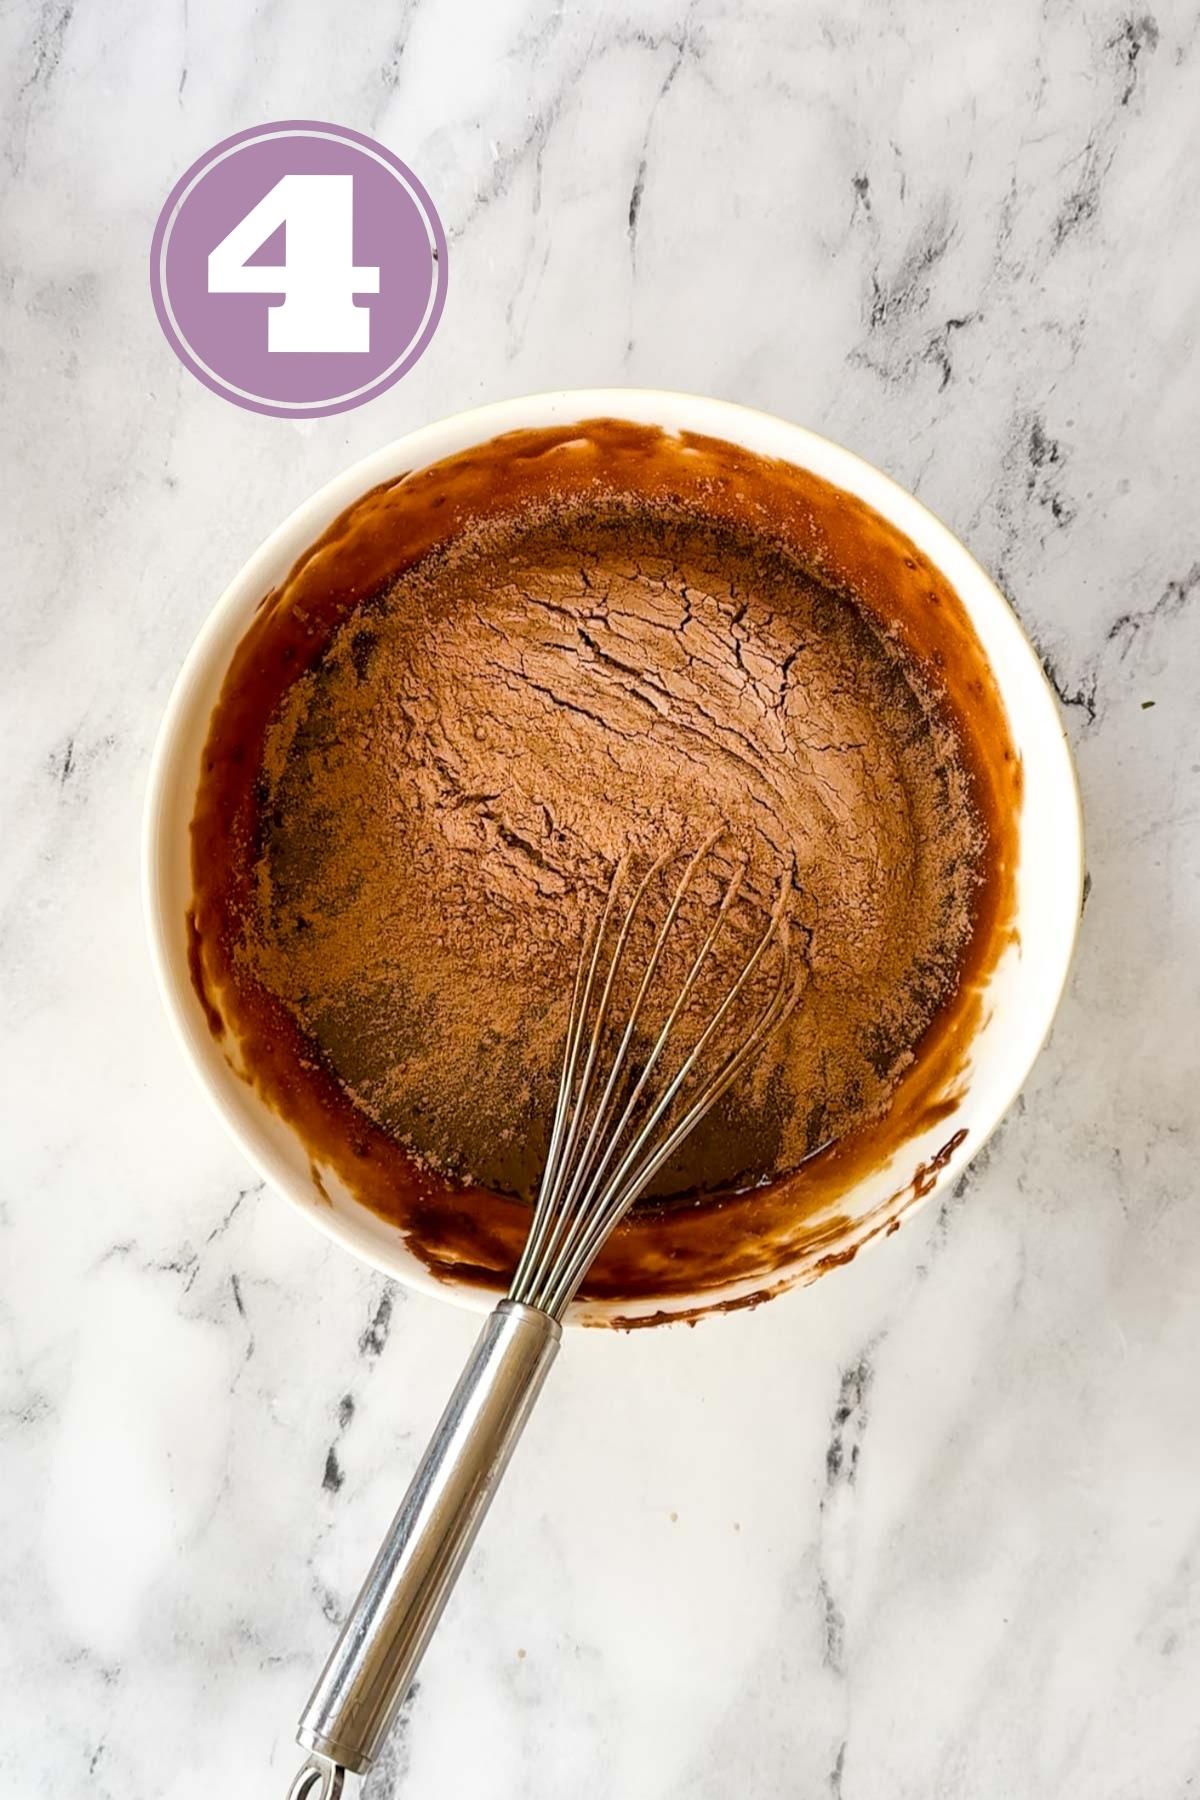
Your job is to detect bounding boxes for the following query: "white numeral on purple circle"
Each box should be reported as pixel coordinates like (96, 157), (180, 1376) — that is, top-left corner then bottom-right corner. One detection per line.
(152, 122), (447, 416)
(207, 173), (381, 354)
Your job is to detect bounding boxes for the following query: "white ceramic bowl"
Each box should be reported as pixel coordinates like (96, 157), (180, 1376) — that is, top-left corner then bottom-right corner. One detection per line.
(143, 389), (1082, 1325)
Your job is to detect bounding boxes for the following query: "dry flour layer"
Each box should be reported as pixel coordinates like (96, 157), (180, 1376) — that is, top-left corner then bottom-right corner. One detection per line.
(246, 497), (982, 1199)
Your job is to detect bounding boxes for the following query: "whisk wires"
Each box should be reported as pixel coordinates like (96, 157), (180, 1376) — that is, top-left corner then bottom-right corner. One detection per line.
(509, 834), (803, 1320)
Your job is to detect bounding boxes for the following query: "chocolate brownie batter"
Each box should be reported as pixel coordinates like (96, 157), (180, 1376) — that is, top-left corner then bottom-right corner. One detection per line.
(244, 496), (981, 1200)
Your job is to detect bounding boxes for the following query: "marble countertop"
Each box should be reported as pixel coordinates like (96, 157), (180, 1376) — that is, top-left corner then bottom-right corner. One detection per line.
(3, 2), (1198, 1795)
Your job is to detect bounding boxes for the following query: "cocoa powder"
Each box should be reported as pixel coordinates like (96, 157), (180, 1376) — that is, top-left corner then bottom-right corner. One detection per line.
(244, 495), (982, 1199)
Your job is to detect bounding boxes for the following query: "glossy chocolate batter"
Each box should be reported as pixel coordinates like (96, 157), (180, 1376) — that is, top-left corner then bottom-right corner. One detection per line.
(242, 496), (981, 1200)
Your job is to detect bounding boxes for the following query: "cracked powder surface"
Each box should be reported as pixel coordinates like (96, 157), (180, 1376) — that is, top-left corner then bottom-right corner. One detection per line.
(246, 496), (982, 1200)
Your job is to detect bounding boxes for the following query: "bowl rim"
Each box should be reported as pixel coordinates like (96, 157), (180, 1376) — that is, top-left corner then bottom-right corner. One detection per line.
(142, 386), (1084, 1325)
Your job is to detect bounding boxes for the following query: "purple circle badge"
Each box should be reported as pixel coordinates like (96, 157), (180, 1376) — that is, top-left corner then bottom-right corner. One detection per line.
(150, 121), (448, 418)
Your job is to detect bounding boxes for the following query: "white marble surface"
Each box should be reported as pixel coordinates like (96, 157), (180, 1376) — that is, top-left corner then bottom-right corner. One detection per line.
(2, 1), (1198, 1794)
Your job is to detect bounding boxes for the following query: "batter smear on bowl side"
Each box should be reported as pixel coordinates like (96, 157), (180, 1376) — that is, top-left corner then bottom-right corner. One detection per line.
(243, 496), (983, 1201)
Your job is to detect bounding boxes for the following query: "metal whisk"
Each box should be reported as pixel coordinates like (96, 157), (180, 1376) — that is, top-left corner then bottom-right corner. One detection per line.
(288, 837), (802, 1798)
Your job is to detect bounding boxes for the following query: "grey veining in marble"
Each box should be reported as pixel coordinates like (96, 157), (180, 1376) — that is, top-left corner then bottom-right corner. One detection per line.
(1, 1), (1198, 1796)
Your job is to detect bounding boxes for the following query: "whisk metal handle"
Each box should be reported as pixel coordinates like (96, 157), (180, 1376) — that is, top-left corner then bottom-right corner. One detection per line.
(295, 1300), (561, 1777)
